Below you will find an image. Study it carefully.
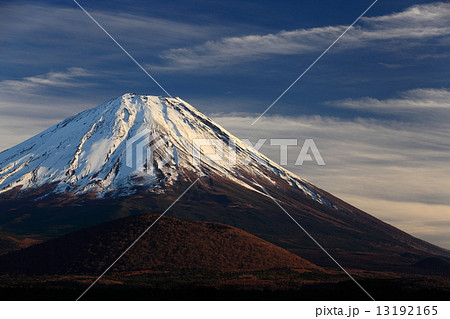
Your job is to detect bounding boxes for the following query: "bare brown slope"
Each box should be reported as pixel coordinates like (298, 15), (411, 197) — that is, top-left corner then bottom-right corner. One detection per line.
(0, 174), (449, 273)
(0, 213), (320, 275)
(0, 232), (41, 255)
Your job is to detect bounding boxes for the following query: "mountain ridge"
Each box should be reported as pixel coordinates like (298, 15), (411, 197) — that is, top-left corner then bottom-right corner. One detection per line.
(0, 93), (448, 275)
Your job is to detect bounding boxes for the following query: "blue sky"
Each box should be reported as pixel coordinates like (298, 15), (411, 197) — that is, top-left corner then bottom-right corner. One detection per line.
(1, 0), (450, 248)
(1, 0), (449, 118)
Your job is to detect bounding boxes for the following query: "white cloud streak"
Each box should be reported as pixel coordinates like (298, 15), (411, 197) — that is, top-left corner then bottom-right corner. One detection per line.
(152, 2), (450, 71)
(212, 113), (450, 203)
(0, 68), (107, 139)
(329, 88), (450, 110)
(0, 67), (93, 93)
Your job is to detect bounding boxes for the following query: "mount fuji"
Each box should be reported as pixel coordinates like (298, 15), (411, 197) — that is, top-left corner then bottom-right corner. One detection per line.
(0, 93), (448, 278)
(0, 93), (327, 204)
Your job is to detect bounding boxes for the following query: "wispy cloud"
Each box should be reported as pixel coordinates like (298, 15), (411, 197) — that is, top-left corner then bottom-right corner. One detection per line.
(0, 67), (93, 93)
(0, 68), (107, 135)
(153, 26), (342, 71)
(152, 2), (450, 71)
(0, 3), (226, 67)
(213, 113), (450, 204)
(342, 196), (450, 249)
(329, 88), (450, 110)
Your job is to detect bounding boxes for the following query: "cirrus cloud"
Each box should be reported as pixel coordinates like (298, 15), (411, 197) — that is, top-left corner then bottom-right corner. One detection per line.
(151, 2), (450, 71)
(0, 67), (94, 93)
(329, 88), (450, 110)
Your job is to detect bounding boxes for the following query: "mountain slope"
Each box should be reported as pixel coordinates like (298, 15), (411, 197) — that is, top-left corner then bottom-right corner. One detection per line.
(0, 93), (448, 273)
(0, 213), (320, 275)
(0, 232), (41, 255)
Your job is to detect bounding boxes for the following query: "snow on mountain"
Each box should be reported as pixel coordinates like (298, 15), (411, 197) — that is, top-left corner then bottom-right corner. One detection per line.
(0, 93), (328, 204)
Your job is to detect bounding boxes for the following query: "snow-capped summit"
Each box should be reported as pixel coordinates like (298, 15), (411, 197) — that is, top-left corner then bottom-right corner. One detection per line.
(0, 94), (324, 202)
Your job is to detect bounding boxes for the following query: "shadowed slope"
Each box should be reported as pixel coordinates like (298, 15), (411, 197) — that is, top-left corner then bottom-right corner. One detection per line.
(0, 213), (320, 275)
(0, 232), (41, 255)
